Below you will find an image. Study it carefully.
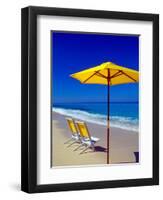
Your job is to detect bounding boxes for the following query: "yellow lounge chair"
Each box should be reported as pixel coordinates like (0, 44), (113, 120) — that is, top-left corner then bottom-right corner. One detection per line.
(65, 118), (81, 147)
(75, 120), (100, 154)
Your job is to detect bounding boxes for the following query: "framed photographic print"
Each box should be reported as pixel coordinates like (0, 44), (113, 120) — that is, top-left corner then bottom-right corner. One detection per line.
(21, 6), (159, 193)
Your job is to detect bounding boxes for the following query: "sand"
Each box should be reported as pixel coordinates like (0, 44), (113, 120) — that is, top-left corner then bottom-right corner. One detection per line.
(51, 112), (139, 167)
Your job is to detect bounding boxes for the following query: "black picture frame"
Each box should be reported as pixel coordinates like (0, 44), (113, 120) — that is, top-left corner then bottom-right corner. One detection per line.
(21, 6), (159, 193)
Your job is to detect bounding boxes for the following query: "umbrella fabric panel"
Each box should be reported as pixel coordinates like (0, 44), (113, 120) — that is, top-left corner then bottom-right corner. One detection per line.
(71, 62), (139, 85)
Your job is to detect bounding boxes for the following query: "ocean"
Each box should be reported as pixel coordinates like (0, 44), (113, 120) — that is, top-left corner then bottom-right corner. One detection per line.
(53, 102), (139, 132)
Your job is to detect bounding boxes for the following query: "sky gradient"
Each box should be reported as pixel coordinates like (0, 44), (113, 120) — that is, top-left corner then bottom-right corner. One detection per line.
(52, 31), (139, 104)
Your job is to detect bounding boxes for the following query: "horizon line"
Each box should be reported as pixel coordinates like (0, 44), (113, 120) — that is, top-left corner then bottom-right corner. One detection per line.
(53, 101), (139, 104)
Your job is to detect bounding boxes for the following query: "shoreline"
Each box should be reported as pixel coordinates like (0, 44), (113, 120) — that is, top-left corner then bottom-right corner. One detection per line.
(52, 112), (139, 167)
(53, 107), (139, 132)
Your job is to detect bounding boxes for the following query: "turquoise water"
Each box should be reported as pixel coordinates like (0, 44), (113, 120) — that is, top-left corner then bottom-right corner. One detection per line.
(53, 102), (139, 132)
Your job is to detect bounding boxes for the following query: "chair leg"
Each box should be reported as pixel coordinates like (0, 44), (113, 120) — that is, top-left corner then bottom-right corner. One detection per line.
(73, 143), (84, 151)
(80, 143), (96, 154)
(79, 146), (90, 154)
(67, 140), (78, 147)
(64, 138), (73, 144)
(91, 145), (95, 152)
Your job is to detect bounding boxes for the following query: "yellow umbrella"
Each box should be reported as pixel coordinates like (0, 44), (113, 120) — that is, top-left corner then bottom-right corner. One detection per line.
(70, 61), (139, 164)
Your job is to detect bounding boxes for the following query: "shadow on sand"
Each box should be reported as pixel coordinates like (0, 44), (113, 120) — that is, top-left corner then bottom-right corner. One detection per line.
(81, 146), (107, 154)
(95, 146), (107, 152)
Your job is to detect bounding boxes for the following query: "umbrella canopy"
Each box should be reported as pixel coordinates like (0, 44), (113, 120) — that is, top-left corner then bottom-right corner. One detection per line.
(70, 61), (139, 164)
(70, 62), (139, 85)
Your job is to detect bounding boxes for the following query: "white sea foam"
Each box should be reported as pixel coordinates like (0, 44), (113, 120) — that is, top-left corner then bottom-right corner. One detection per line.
(53, 107), (138, 132)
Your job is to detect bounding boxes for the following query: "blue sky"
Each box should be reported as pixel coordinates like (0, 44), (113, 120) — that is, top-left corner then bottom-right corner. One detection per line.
(52, 31), (139, 103)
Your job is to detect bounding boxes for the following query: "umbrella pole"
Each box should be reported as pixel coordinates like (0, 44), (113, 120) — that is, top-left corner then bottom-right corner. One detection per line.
(107, 70), (110, 164)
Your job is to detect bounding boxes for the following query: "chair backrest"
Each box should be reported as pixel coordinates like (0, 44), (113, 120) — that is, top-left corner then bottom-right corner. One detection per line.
(66, 118), (78, 135)
(75, 121), (91, 140)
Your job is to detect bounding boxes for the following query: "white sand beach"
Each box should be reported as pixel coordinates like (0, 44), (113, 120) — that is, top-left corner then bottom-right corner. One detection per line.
(51, 112), (139, 167)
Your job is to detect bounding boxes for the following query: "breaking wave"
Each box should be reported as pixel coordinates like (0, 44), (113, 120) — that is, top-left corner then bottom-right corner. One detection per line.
(53, 107), (138, 132)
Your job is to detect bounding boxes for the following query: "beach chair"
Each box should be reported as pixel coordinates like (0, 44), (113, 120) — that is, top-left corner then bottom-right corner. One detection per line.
(64, 118), (81, 147)
(75, 120), (100, 154)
